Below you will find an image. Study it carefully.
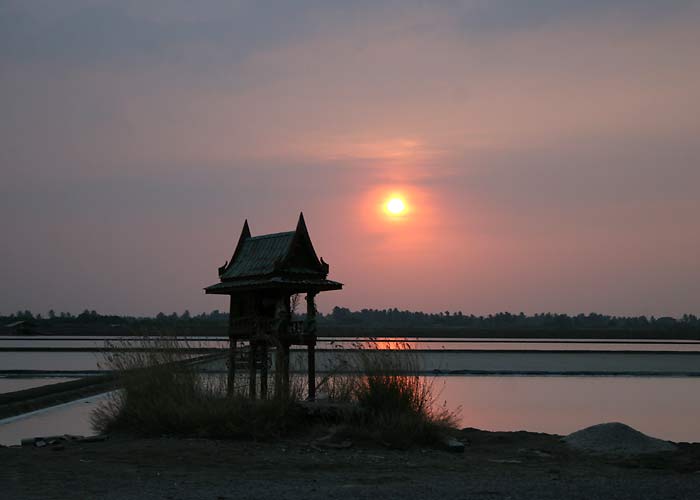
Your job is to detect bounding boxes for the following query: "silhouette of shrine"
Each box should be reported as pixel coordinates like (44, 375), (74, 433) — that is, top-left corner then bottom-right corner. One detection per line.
(205, 213), (342, 400)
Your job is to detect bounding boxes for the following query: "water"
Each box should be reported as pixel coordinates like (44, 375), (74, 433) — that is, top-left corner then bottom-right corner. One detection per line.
(4, 336), (699, 373)
(2, 336), (700, 352)
(0, 377), (77, 394)
(0, 352), (106, 372)
(1, 376), (698, 445)
(440, 375), (700, 442)
(0, 393), (108, 445)
(1, 336), (699, 445)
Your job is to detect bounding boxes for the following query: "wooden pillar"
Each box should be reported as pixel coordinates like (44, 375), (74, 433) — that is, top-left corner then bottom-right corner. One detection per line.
(227, 295), (236, 397)
(307, 343), (316, 401)
(227, 339), (237, 397)
(248, 341), (257, 399)
(274, 343), (283, 399)
(273, 294), (291, 400)
(260, 343), (268, 399)
(305, 292), (318, 401)
(278, 343), (289, 399)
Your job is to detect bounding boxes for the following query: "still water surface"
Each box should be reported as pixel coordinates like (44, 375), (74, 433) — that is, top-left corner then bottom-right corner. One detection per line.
(1, 376), (698, 445)
(1, 337), (698, 445)
(0, 377), (77, 394)
(2, 336), (700, 351)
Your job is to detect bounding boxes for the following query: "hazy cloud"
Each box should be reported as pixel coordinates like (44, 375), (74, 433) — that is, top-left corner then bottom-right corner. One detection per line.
(1, 1), (698, 316)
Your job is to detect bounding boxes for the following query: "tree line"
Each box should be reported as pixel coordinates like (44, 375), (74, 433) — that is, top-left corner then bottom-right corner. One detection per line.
(3, 307), (698, 331)
(320, 307), (699, 330)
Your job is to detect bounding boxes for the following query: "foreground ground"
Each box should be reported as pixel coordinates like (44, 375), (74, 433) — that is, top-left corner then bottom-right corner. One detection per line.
(2, 429), (700, 500)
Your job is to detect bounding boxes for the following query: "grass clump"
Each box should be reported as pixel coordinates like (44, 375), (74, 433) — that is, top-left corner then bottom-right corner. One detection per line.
(319, 341), (460, 448)
(91, 337), (302, 439)
(93, 336), (459, 448)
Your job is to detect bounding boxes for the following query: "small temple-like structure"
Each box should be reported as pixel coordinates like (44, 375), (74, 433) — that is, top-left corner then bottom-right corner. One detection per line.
(205, 213), (342, 400)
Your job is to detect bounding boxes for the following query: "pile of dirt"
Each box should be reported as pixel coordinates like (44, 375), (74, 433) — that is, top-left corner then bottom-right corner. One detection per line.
(564, 422), (677, 456)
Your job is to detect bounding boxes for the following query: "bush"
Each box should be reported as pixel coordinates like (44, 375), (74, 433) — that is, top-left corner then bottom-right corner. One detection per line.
(91, 336), (303, 439)
(93, 336), (458, 447)
(318, 341), (460, 448)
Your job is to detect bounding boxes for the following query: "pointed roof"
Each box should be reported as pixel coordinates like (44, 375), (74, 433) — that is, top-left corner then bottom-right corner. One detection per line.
(219, 230), (296, 280)
(205, 213), (342, 294)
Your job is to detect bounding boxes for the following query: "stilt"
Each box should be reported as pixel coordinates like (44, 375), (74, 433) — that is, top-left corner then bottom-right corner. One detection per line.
(282, 343), (290, 399)
(307, 343), (316, 401)
(260, 343), (268, 399)
(227, 296), (237, 397)
(274, 344), (283, 399)
(227, 337), (237, 396)
(305, 291), (318, 401)
(248, 341), (257, 399)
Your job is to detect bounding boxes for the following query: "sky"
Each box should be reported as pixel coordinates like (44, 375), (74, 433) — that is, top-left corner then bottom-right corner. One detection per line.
(1, 0), (698, 317)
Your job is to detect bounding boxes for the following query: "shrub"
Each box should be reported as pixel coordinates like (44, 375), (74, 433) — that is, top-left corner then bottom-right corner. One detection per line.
(318, 340), (460, 448)
(93, 336), (458, 447)
(91, 336), (303, 439)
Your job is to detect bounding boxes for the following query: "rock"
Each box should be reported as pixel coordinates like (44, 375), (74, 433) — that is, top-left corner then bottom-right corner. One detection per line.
(321, 440), (353, 449)
(565, 422), (677, 456)
(78, 435), (108, 443)
(20, 438), (36, 447)
(43, 435), (66, 442)
(35, 439), (47, 448)
(518, 448), (552, 458)
(441, 436), (465, 453)
(62, 434), (84, 441)
(310, 439), (352, 450)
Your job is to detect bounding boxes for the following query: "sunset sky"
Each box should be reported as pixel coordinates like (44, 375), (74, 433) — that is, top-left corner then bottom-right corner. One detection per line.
(1, 1), (698, 317)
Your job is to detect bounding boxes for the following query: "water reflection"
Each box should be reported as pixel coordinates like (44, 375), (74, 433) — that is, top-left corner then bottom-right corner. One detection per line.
(0, 377), (77, 394)
(2, 336), (700, 352)
(1, 376), (698, 445)
(0, 393), (108, 445)
(442, 376), (700, 442)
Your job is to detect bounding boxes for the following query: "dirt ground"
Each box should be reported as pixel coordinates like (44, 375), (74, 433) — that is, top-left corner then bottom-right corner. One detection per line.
(2, 429), (700, 500)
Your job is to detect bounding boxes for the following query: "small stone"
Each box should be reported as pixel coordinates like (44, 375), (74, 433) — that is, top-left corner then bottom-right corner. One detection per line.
(441, 436), (465, 453)
(78, 435), (108, 443)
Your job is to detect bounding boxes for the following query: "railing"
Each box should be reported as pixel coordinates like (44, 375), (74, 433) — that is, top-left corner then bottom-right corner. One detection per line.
(229, 317), (310, 338)
(229, 316), (273, 337)
(288, 320), (305, 335)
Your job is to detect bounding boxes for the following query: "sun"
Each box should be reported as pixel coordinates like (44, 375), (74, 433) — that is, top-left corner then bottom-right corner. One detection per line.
(386, 197), (406, 215)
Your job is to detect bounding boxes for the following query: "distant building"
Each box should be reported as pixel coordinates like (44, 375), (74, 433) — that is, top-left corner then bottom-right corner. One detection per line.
(655, 317), (677, 328)
(3, 320), (36, 335)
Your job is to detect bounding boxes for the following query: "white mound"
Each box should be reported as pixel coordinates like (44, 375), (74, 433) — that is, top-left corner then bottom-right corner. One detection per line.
(564, 422), (677, 456)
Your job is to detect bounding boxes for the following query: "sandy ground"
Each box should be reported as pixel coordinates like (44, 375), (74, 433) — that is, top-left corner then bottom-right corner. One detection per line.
(2, 429), (700, 500)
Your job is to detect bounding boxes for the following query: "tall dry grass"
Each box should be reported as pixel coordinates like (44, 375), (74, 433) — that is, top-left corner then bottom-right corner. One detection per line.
(91, 336), (303, 439)
(317, 340), (460, 448)
(93, 336), (458, 447)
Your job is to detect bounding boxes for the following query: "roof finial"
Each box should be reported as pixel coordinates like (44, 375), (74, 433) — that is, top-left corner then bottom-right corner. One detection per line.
(241, 219), (251, 239)
(296, 212), (307, 233)
(221, 219), (251, 275)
